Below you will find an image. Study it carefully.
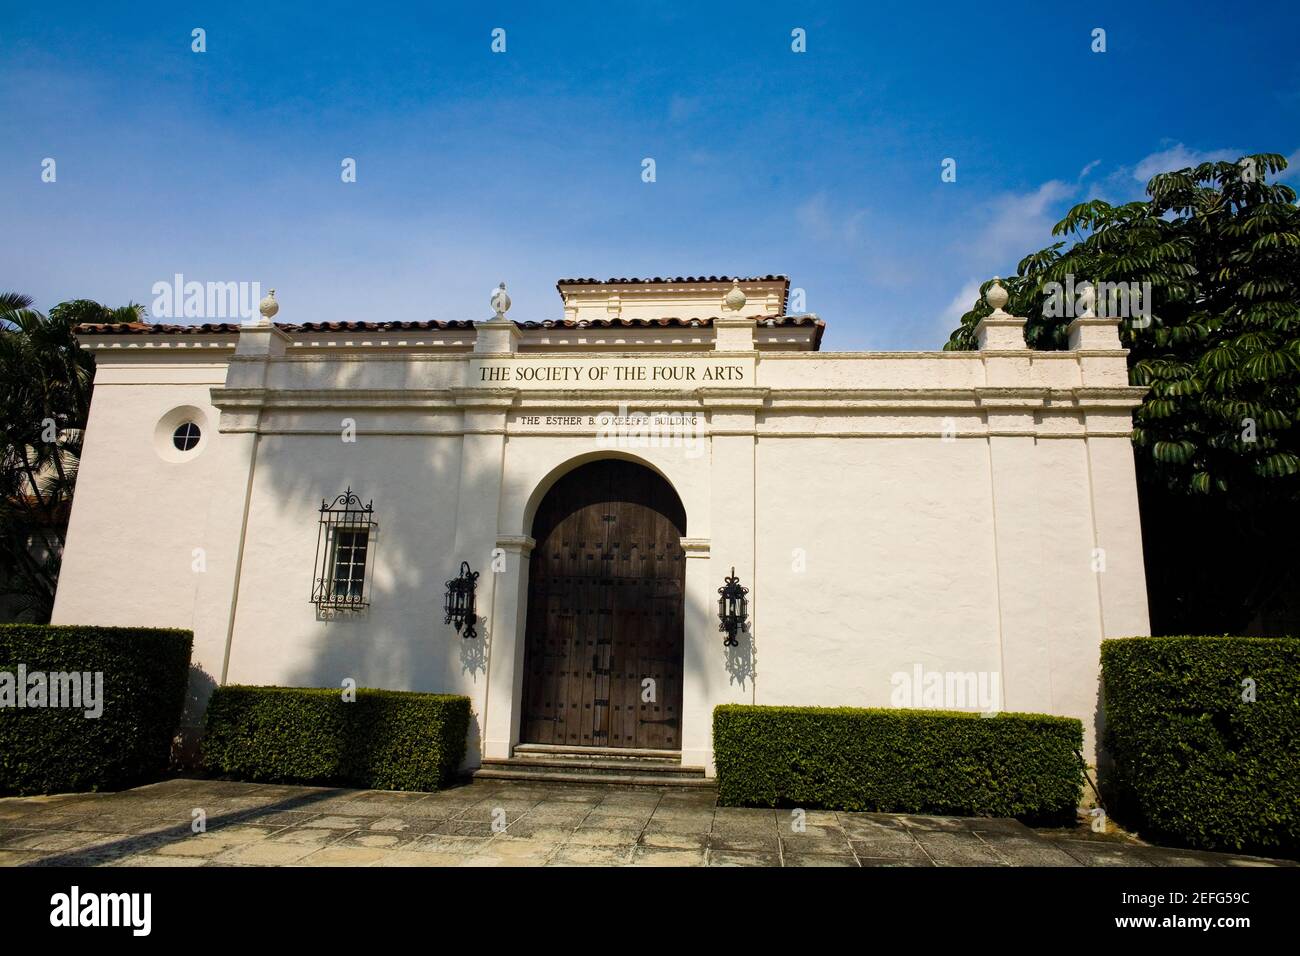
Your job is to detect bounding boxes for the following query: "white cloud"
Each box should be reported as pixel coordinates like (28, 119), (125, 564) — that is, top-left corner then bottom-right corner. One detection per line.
(940, 278), (983, 328)
(1131, 143), (1240, 182)
(1078, 159), (1101, 179)
(795, 192), (833, 239)
(965, 179), (1076, 267)
(795, 192), (868, 243)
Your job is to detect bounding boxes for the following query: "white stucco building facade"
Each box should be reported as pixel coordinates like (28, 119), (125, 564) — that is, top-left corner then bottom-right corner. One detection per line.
(51, 275), (1150, 774)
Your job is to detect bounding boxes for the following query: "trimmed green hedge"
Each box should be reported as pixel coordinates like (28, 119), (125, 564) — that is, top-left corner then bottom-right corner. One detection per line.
(203, 686), (471, 791)
(1102, 636), (1300, 856)
(714, 704), (1083, 822)
(0, 624), (193, 795)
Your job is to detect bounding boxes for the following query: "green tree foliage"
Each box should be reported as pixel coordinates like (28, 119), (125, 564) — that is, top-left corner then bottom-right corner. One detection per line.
(945, 154), (1300, 633)
(0, 295), (144, 621)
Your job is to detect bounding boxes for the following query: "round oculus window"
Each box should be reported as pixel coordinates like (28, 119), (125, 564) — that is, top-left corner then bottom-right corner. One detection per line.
(172, 421), (201, 451)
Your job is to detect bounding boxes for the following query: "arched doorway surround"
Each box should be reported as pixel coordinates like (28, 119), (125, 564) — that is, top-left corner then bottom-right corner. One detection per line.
(518, 458), (687, 750)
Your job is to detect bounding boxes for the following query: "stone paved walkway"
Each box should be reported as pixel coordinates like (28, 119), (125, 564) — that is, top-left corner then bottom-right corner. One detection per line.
(0, 778), (1292, 867)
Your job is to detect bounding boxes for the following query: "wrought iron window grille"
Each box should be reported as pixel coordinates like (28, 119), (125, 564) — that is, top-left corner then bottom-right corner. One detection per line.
(311, 487), (376, 610)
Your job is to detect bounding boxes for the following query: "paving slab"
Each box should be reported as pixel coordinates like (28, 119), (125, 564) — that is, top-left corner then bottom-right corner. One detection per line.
(567, 827), (641, 847)
(109, 853), (208, 867)
(0, 849), (43, 866)
(639, 830), (709, 850)
(298, 846), (393, 866)
(373, 849), (454, 867)
(848, 838), (930, 862)
(707, 848), (782, 867)
(547, 844), (636, 866)
(408, 833), (487, 854)
(780, 824), (848, 842)
(893, 814), (976, 832)
(503, 822), (579, 842)
(708, 834), (780, 853)
(858, 856), (936, 867)
(630, 846), (707, 866)
(2, 829), (110, 852)
(214, 842), (319, 865)
(379, 849), (468, 866)
(1051, 839), (1156, 867)
(337, 831), (418, 850)
(987, 843), (1084, 867)
(464, 837), (559, 866)
(912, 832), (1006, 866)
(2, 777), (1294, 868)
(267, 827), (349, 848)
(784, 851), (859, 867)
(779, 837), (853, 859)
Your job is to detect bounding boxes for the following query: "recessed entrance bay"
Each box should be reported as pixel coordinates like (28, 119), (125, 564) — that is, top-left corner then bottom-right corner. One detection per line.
(520, 459), (686, 750)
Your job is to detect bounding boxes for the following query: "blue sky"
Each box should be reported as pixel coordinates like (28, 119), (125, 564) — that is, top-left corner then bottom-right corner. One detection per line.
(3, 1), (1297, 349)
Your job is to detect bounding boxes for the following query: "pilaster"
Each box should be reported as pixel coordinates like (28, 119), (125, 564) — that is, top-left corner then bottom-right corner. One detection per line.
(482, 534), (536, 761)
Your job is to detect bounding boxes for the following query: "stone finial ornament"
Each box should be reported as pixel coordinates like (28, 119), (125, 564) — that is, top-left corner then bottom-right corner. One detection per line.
(985, 278), (1009, 316)
(490, 282), (511, 319)
(724, 278), (747, 312)
(1077, 281), (1097, 318)
(258, 289), (279, 322)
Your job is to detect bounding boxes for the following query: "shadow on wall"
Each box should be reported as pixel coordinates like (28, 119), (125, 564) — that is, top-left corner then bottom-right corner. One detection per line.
(228, 392), (752, 768)
(219, 393), (502, 768)
(175, 664), (217, 767)
(726, 633), (757, 689)
(1092, 675), (1111, 802)
(460, 622), (489, 678)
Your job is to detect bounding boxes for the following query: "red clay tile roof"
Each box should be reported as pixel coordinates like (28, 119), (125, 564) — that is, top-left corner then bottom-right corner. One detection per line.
(555, 275), (791, 313)
(555, 275), (788, 285)
(73, 320), (474, 335)
(287, 320), (476, 332)
(75, 314), (824, 348)
(516, 314), (823, 347)
(76, 322), (246, 334)
(513, 315), (810, 329)
(760, 314), (824, 349)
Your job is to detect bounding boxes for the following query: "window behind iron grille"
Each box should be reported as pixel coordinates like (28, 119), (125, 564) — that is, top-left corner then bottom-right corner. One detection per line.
(330, 528), (368, 601)
(312, 488), (375, 609)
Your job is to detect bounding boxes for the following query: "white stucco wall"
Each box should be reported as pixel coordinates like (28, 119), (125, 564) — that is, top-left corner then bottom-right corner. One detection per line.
(52, 354), (247, 723)
(755, 436), (1003, 709)
(53, 313), (1150, 774)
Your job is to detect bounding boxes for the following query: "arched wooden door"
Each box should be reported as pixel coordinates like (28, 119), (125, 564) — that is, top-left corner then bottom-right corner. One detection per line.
(520, 459), (686, 750)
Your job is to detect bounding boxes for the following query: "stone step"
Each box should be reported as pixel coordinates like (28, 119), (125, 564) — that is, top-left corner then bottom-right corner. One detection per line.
(512, 743), (683, 761)
(471, 745), (714, 789)
(470, 765), (716, 789)
(481, 755), (705, 777)
(507, 752), (686, 770)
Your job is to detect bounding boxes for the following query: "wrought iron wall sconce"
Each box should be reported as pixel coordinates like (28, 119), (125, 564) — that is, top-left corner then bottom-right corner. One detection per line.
(718, 566), (749, 647)
(444, 561), (480, 639)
